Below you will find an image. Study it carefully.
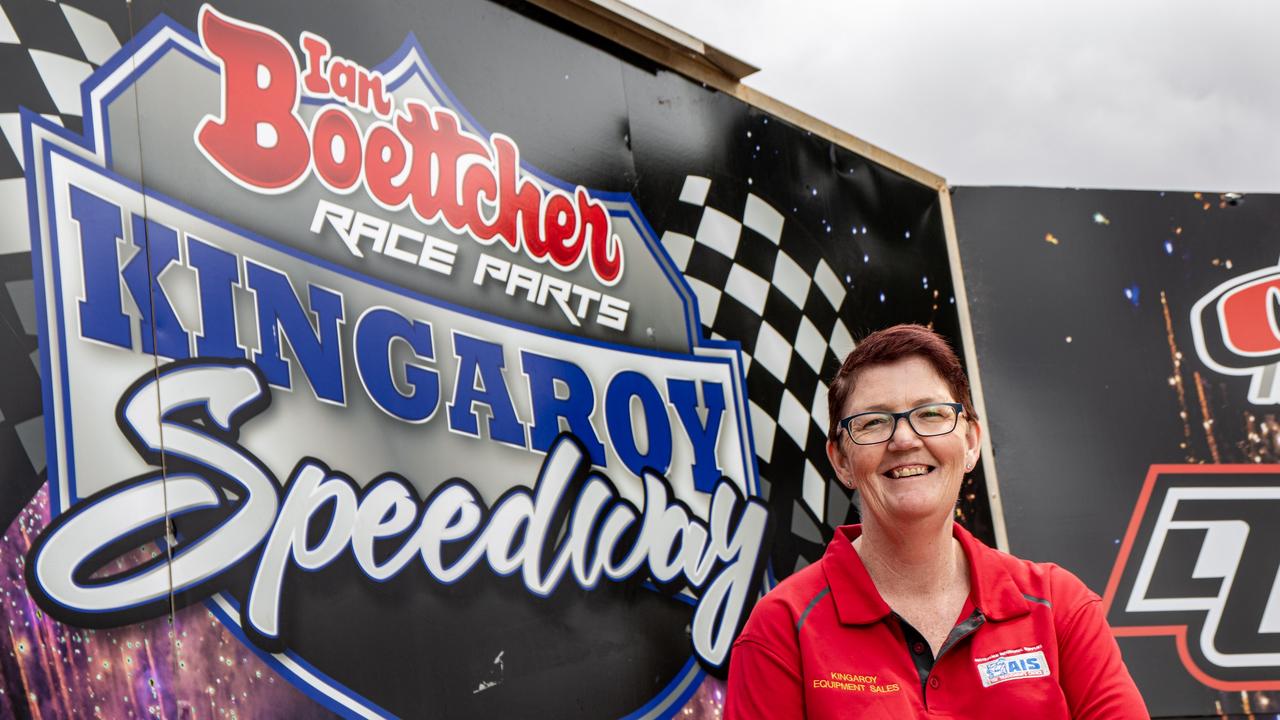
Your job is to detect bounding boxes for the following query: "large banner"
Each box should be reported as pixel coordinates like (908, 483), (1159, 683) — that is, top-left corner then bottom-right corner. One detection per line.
(954, 185), (1280, 718)
(0, 1), (986, 716)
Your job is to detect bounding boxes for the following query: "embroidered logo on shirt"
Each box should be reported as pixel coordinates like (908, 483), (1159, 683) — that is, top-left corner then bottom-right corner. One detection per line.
(975, 649), (1050, 687)
(811, 672), (901, 694)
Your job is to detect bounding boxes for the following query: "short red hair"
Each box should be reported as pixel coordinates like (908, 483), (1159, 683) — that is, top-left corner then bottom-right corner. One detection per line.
(826, 324), (978, 441)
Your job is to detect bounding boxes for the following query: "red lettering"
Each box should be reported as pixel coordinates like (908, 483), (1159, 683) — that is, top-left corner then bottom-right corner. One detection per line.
(364, 123), (410, 207)
(578, 188), (621, 284)
(328, 58), (359, 106)
(398, 103), (486, 231)
(434, 113), (486, 231)
(194, 10), (624, 283)
(396, 103), (447, 223)
(299, 33), (331, 94)
(543, 192), (579, 267)
(195, 6), (309, 190)
(311, 107), (362, 191)
(492, 136), (540, 252)
(460, 161), (500, 241)
(359, 72), (393, 118)
(1221, 276), (1280, 354)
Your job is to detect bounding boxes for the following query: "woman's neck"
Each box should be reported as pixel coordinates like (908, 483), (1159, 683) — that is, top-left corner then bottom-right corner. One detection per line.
(853, 514), (964, 598)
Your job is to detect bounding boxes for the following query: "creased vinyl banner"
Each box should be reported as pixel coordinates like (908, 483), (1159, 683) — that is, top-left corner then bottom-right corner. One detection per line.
(0, 1), (981, 717)
(953, 186), (1280, 718)
(24, 6), (765, 715)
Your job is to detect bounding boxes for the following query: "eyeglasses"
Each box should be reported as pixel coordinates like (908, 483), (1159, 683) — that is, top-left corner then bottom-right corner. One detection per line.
(838, 402), (964, 445)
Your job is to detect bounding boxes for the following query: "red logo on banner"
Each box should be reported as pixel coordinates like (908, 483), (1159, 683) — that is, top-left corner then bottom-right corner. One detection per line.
(194, 6), (624, 286)
(1192, 264), (1280, 403)
(1103, 464), (1280, 690)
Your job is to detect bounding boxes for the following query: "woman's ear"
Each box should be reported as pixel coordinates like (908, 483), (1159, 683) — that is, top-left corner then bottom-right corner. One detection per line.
(964, 417), (982, 470)
(826, 438), (856, 491)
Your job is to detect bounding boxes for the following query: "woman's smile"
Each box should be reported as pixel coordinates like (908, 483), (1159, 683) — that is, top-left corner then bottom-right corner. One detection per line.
(827, 355), (978, 524)
(883, 463), (934, 479)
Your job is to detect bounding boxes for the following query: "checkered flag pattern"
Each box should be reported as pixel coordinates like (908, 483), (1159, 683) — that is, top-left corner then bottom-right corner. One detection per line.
(662, 175), (860, 571)
(0, 0), (129, 528)
(0, 0), (866, 572)
(0, 0), (128, 188)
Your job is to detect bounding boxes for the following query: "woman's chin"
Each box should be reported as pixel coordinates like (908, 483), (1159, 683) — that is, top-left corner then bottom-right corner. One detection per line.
(873, 492), (952, 524)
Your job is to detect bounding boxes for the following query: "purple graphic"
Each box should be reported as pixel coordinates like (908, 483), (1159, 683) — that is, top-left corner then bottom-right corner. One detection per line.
(1, 485), (326, 719)
(2, 484), (729, 718)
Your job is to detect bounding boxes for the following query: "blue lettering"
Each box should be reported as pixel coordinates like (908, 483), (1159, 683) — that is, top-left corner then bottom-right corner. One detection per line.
(667, 379), (725, 493)
(188, 236), (244, 359)
(522, 350), (605, 465)
(355, 308), (439, 422)
(71, 186), (130, 349)
(606, 371), (671, 476)
(122, 215), (189, 359)
(245, 261), (345, 403)
(447, 333), (524, 446)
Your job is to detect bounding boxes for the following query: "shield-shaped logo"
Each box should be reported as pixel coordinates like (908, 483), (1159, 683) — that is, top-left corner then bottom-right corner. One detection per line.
(21, 6), (769, 716)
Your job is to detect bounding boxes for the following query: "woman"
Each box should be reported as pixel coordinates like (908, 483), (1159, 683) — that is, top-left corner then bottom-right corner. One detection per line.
(725, 324), (1146, 719)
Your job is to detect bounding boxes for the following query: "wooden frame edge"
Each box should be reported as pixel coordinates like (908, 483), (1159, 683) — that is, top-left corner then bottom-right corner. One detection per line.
(530, 0), (992, 543)
(939, 187), (1011, 552)
(527, 0), (946, 190)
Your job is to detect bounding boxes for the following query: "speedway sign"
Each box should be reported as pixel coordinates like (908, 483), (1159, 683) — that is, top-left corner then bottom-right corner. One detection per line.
(22, 6), (767, 716)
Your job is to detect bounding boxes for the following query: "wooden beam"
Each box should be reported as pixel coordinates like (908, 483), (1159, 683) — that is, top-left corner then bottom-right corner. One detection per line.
(938, 186), (1010, 552)
(528, 0), (946, 189)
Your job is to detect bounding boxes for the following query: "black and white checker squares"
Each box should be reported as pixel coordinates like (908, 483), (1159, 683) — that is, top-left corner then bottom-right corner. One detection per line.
(0, 0), (129, 225)
(0, 0), (129, 529)
(662, 175), (860, 572)
(0, 0), (855, 571)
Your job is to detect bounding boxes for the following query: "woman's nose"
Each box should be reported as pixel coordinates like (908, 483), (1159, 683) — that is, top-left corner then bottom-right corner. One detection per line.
(886, 416), (923, 449)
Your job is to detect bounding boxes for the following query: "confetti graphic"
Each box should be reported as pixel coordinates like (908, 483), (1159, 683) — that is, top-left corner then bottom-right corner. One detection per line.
(1, 487), (329, 719)
(658, 171), (992, 580)
(674, 676), (727, 719)
(954, 185), (1280, 717)
(0, 1), (990, 717)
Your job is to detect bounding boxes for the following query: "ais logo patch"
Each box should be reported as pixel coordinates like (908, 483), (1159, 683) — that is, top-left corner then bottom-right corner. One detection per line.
(975, 650), (1050, 688)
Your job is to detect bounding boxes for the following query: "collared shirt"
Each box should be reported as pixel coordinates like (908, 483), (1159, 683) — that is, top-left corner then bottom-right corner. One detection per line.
(726, 523), (1147, 719)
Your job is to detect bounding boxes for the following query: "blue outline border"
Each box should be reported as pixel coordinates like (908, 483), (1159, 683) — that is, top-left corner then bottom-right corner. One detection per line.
(25, 9), (767, 719)
(620, 656), (705, 720)
(39, 139), (759, 520)
(99, 35), (218, 169)
(23, 109), (65, 513)
(37, 129), (731, 720)
(207, 595), (397, 719)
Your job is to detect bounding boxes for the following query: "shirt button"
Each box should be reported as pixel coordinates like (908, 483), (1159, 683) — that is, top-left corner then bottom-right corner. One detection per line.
(929, 677), (940, 689)
(912, 642), (926, 655)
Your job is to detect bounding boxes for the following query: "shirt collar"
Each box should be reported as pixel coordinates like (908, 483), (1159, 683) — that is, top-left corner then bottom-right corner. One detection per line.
(822, 523), (1031, 626)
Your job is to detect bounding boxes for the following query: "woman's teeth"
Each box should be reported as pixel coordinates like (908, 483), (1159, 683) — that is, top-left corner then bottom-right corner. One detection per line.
(887, 465), (930, 479)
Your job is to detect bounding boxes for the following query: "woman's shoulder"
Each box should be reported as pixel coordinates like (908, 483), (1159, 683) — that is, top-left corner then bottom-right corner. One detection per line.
(735, 556), (831, 646)
(751, 558), (831, 622)
(971, 538), (1101, 610)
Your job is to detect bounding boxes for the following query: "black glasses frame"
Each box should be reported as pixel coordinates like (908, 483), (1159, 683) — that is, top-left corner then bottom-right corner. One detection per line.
(838, 402), (965, 445)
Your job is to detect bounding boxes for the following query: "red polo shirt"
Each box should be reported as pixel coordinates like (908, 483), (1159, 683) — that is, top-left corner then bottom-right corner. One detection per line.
(726, 523), (1147, 719)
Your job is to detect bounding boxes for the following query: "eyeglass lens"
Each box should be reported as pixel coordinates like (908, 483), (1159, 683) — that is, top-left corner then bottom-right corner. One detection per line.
(845, 403), (959, 444)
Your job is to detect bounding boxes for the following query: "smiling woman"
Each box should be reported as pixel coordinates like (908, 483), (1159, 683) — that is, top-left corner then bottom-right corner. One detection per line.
(724, 324), (1148, 719)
